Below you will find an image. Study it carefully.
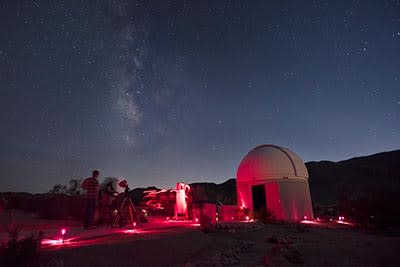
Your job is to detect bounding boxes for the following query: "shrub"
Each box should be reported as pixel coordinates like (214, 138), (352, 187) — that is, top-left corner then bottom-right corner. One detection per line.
(253, 208), (275, 223)
(199, 213), (215, 233)
(0, 223), (43, 267)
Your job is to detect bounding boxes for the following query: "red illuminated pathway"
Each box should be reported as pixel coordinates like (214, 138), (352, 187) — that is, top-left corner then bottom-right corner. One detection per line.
(40, 220), (201, 249)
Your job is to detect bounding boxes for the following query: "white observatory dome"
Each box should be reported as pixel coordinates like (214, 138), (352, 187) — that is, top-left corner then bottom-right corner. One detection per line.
(237, 144), (308, 182)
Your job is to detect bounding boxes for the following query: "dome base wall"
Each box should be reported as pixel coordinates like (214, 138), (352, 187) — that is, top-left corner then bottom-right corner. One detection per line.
(236, 179), (313, 221)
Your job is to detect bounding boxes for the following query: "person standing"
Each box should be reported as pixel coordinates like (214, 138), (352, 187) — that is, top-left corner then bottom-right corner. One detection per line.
(82, 170), (100, 229)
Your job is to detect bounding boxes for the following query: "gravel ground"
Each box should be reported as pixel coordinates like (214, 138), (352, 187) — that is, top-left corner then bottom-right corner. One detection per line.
(185, 223), (400, 267)
(39, 222), (400, 267)
(2, 211), (400, 267)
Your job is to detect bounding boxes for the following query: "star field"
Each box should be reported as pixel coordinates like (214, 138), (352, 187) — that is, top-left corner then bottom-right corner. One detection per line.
(0, 0), (399, 192)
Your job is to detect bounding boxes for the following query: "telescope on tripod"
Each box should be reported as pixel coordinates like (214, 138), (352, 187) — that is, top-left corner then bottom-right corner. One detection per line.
(112, 180), (141, 228)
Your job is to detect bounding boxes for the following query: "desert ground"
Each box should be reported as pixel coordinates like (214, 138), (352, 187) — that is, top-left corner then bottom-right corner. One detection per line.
(1, 210), (400, 267)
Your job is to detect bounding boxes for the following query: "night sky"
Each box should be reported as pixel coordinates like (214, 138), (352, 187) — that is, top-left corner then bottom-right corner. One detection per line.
(1, 0), (399, 193)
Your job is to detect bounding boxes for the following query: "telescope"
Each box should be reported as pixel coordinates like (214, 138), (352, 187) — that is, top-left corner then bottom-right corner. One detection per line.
(112, 179), (139, 228)
(118, 180), (130, 190)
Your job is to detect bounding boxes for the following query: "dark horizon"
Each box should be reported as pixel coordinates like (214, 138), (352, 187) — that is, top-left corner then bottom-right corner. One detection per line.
(1, 0), (399, 193)
(1, 148), (399, 194)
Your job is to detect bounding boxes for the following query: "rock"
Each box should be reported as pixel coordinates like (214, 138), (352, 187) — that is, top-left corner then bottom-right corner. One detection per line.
(268, 255), (292, 267)
(280, 245), (304, 264)
(278, 238), (289, 245)
(266, 236), (279, 243)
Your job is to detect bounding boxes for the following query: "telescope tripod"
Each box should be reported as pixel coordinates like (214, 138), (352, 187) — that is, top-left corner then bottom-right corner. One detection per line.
(113, 195), (140, 228)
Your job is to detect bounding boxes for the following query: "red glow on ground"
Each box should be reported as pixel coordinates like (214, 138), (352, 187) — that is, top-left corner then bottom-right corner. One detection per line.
(336, 220), (353, 226)
(36, 216), (360, 252)
(299, 218), (354, 227)
(41, 238), (65, 246)
(300, 219), (318, 225)
(38, 219), (204, 248)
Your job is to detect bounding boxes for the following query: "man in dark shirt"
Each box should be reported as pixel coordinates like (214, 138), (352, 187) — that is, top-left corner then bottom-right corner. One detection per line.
(82, 170), (100, 229)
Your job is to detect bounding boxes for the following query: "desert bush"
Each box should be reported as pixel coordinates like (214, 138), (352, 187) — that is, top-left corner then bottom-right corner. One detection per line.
(0, 193), (32, 210)
(48, 184), (68, 195)
(235, 207), (250, 221)
(337, 188), (400, 229)
(254, 208), (275, 223)
(0, 197), (6, 213)
(199, 213), (215, 233)
(0, 223), (43, 267)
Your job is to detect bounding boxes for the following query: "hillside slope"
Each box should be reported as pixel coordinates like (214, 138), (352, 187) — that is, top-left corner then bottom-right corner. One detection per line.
(307, 150), (400, 205)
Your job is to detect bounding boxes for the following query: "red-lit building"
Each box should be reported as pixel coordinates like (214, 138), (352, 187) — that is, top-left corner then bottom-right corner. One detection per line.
(236, 144), (313, 221)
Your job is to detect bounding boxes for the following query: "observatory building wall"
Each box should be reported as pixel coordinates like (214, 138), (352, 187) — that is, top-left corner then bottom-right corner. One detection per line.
(236, 145), (314, 221)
